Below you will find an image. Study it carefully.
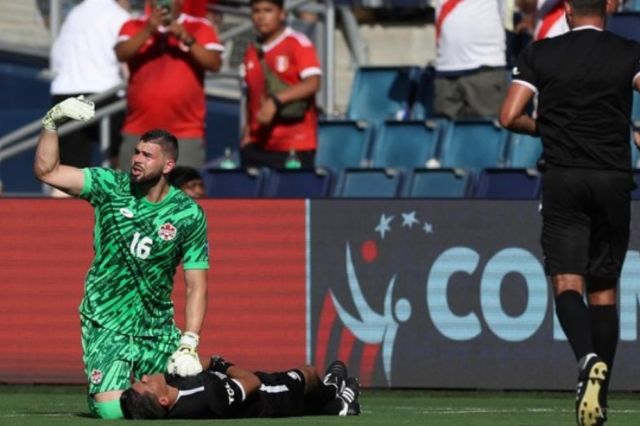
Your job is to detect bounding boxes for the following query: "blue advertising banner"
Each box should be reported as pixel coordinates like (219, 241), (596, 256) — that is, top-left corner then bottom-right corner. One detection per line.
(309, 200), (640, 390)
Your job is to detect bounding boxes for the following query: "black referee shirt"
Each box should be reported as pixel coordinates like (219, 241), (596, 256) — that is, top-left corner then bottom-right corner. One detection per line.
(164, 371), (246, 419)
(513, 26), (640, 171)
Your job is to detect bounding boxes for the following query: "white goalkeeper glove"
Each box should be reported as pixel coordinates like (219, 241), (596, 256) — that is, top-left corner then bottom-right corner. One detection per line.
(167, 331), (203, 376)
(42, 95), (95, 132)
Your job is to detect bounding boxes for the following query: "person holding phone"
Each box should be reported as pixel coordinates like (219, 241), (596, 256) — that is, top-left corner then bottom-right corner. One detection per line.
(115, 0), (223, 171)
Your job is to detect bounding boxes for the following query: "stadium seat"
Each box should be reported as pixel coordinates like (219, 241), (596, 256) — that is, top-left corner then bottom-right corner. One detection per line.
(316, 120), (371, 170)
(628, 0), (640, 11)
(203, 168), (266, 198)
(410, 67), (435, 119)
(402, 168), (473, 198)
(507, 133), (543, 168)
(262, 168), (333, 198)
(334, 168), (404, 198)
(632, 91), (640, 126)
(346, 66), (419, 121)
(370, 120), (441, 168)
(475, 168), (542, 199)
(633, 169), (640, 200)
(439, 119), (509, 175)
(607, 12), (640, 42)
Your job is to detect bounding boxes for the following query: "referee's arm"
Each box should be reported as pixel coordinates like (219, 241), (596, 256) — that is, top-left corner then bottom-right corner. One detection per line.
(499, 83), (538, 135)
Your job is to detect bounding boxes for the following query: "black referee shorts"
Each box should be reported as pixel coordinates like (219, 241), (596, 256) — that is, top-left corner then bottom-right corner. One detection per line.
(541, 166), (633, 285)
(252, 369), (306, 418)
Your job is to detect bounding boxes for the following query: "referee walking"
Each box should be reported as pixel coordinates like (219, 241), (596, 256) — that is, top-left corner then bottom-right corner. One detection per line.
(500, 1), (640, 425)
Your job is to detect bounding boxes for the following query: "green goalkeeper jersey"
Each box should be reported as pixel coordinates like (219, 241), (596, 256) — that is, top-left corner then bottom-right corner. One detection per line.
(79, 168), (209, 337)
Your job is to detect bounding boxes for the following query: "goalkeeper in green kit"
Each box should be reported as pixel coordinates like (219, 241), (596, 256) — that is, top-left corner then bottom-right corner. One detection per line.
(34, 97), (210, 419)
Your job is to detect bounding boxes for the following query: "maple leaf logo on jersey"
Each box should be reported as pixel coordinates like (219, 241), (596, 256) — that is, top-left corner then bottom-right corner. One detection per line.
(158, 223), (177, 241)
(90, 369), (103, 385)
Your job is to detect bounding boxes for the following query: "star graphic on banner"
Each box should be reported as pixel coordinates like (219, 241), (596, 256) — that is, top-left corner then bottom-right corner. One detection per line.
(375, 214), (394, 240)
(401, 211), (419, 228)
(423, 222), (434, 234)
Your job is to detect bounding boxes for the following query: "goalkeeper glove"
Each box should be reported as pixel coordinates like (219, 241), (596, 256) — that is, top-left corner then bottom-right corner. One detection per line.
(208, 355), (235, 374)
(167, 331), (203, 376)
(42, 95), (95, 132)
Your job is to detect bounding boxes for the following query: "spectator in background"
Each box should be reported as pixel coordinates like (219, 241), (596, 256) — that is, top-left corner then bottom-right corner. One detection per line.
(49, 0), (130, 193)
(516, 0), (619, 40)
(168, 165), (205, 198)
(115, 0), (223, 172)
(433, 0), (508, 119)
(241, 0), (322, 169)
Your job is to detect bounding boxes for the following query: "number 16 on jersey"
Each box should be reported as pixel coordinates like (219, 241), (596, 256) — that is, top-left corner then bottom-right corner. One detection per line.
(130, 232), (153, 259)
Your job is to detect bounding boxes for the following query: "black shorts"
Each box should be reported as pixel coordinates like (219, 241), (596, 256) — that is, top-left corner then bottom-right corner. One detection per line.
(541, 166), (633, 283)
(244, 369), (306, 418)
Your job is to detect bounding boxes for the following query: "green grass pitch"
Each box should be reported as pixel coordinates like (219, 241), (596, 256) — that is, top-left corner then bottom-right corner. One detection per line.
(1, 385), (639, 425)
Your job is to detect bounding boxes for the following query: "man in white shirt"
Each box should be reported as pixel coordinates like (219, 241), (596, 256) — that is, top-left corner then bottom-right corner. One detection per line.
(50, 0), (130, 173)
(434, 0), (508, 119)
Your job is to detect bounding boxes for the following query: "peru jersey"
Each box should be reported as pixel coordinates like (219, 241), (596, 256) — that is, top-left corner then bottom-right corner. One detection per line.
(79, 168), (209, 336)
(243, 27), (321, 152)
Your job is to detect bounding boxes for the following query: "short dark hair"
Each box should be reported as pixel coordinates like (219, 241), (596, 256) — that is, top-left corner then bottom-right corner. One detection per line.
(168, 166), (202, 189)
(120, 388), (167, 420)
(250, 0), (284, 7)
(568, 0), (606, 17)
(140, 129), (179, 161)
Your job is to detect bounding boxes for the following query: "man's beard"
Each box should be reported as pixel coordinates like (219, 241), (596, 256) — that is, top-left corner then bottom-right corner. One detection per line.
(129, 169), (163, 187)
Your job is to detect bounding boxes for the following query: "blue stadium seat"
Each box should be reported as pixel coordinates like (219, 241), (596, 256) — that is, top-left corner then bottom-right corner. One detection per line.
(334, 168), (404, 198)
(262, 168), (333, 198)
(203, 168), (266, 198)
(507, 133), (543, 168)
(439, 119), (508, 175)
(633, 169), (640, 200)
(346, 66), (419, 121)
(410, 67), (435, 119)
(626, 0), (640, 11)
(607, 12), (640, 42)
(370, 120), (441, 168)
(402, 168), (473, 198)
(475, 168), (541, 199)
(316, 120), (371, 169)
(632, 92), (640, 126)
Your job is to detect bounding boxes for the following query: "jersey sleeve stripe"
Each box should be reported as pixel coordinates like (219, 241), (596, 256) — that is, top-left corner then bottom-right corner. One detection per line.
(204, 42), (225, 52)
(231, 379), (247, 402)
(513, 79), (539, 95)
(183, 261), (209, 270)
(117, 35), (131, 42)
(80, 168), (92, 197)
(300, 67), (322, 79)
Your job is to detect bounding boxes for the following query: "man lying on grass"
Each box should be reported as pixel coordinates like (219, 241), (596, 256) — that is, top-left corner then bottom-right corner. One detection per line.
(119, 356), (361, 419)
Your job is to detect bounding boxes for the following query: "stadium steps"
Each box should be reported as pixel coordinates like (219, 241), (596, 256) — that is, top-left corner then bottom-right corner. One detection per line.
(0, 1), (50, 48)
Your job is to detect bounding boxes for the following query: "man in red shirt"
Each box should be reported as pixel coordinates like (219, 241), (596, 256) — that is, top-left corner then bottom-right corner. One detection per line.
(241, 0), (322, 168)
(115, 0), (223, 171)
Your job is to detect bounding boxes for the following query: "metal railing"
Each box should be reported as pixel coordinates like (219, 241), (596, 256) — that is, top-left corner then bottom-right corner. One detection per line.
(1, 0), (337, 165)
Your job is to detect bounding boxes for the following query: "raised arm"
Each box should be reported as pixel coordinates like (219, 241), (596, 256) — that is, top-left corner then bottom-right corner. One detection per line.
(34, 97), (95, 196)
(115, 8), (163, 62)
(168, 21), (222, 72)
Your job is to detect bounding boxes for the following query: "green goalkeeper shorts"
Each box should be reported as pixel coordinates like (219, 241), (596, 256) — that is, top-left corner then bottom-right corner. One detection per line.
(81, 316), (180, 395)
